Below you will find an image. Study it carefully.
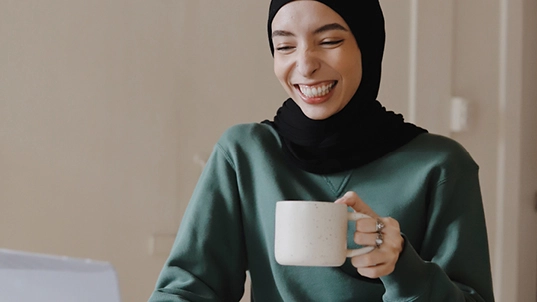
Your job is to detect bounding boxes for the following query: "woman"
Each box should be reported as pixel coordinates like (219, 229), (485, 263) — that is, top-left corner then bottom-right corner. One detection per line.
(149, 0), (495, 301)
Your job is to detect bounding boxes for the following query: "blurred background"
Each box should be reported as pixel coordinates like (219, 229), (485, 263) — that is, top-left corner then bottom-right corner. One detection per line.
(1, 1), (535, 302)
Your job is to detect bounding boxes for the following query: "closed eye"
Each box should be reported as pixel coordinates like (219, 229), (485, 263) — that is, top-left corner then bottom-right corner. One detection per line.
(321, 39), (344, 46)
(276, 46), (295, 52)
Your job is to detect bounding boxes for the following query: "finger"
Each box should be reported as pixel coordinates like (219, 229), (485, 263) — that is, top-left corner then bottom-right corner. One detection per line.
(334, 191), (377, 218)
(351, 252), (397, 278)
(353, 230), (381, 246)
(377, 231), (405, 253)
(357, 230), (401, 251)
(355, 217), (379, 233)
(357, 263), (396, 279)
(358, 216), (400, 235)
(350, 250), (383, 268)
(382, 217), (400, 232)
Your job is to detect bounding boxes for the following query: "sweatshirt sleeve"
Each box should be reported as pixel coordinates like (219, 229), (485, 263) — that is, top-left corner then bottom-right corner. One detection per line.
(148, 143), (247, 302)
(380, 163), (495, 302)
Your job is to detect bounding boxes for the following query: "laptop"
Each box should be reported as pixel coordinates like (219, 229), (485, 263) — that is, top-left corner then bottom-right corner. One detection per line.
(0, 248), (122, 302)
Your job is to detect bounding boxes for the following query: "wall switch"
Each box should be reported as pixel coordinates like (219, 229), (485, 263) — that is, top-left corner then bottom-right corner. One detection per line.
(450, 97), (469, 132)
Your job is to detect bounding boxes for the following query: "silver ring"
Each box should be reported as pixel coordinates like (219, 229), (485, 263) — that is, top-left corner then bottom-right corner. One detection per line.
(376, 219), (385, 232)
(375, 233), (383, 248)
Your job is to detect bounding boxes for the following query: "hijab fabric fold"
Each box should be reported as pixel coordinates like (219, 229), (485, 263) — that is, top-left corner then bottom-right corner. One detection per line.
(266, 0), (427, 175)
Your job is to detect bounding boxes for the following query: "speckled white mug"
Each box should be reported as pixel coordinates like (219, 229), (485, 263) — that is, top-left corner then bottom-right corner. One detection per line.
(275, 201), (375, 266)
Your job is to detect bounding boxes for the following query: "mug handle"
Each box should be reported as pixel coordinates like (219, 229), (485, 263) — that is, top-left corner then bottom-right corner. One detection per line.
(345, 212), (376, 257)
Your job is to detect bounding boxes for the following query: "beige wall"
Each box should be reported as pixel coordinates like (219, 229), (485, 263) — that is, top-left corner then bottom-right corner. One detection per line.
(451, 0), (537, 301)
(1, 2), (185, 301)
(0, 1), (280, 301)
(451, 0), (501, 255)
(1, 1), (536, 302)
(519, 0), (537, 299)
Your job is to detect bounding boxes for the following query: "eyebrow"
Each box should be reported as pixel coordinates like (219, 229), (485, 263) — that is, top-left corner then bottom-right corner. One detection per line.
(272, 22), (348, 38)
(314, 23), (348, 34)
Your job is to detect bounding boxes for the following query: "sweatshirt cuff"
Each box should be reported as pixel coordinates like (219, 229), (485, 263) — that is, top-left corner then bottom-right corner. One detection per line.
(380, 235), (431, 301)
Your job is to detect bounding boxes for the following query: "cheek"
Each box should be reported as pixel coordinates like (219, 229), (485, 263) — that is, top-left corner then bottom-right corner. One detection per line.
(336, 46), (362, 87)
(273, 60), (284, 83)
(350, 67), (363, 90)
(342, 60), (363, 91)
(273, 59), (292, 87)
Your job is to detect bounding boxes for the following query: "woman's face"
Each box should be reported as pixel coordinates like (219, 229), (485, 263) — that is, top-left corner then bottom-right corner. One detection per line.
(271, 0), (362, 120)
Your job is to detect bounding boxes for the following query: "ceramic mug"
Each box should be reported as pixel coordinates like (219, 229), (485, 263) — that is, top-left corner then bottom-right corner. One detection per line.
(274, 200), (375, 266)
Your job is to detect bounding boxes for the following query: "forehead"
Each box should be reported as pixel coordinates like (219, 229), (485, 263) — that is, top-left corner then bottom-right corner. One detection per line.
(271, 1), (348, 31)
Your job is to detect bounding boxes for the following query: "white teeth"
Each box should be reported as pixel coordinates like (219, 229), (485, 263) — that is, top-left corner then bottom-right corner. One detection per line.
(298, 82), (335, 98)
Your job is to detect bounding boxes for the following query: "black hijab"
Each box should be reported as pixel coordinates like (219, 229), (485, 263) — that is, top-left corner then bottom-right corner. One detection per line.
(265, 0), (427, 175)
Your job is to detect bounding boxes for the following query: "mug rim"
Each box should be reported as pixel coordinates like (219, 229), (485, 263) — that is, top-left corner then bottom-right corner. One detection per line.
(276, 200), (346, 206)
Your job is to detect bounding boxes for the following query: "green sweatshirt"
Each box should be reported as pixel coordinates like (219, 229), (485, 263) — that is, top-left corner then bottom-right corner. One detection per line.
(149, 123), (494, 302)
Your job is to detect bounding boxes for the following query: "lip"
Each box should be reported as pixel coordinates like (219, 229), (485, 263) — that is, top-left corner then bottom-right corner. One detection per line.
(294, 81), (337, 105)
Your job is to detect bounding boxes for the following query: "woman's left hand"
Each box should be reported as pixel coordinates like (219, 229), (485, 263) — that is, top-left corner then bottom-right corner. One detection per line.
(334, 191), (404, 278)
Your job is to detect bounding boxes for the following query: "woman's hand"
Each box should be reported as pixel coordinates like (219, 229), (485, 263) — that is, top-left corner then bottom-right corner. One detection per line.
(334, 191), (404, 278)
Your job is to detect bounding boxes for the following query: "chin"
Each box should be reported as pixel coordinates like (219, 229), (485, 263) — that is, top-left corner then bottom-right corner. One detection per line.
(302, 110), (332, 121)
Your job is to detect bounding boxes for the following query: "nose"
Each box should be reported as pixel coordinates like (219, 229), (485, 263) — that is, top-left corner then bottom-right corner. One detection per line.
(295, 49), (320, 77)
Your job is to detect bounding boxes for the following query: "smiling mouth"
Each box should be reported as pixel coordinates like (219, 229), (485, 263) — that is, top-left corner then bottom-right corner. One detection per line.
(295, 81), (337, 98)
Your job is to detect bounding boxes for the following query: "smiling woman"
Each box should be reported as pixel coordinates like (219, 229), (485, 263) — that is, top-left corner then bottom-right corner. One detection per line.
(271, 1), (362, 120)
(148, 1), (495, 301)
